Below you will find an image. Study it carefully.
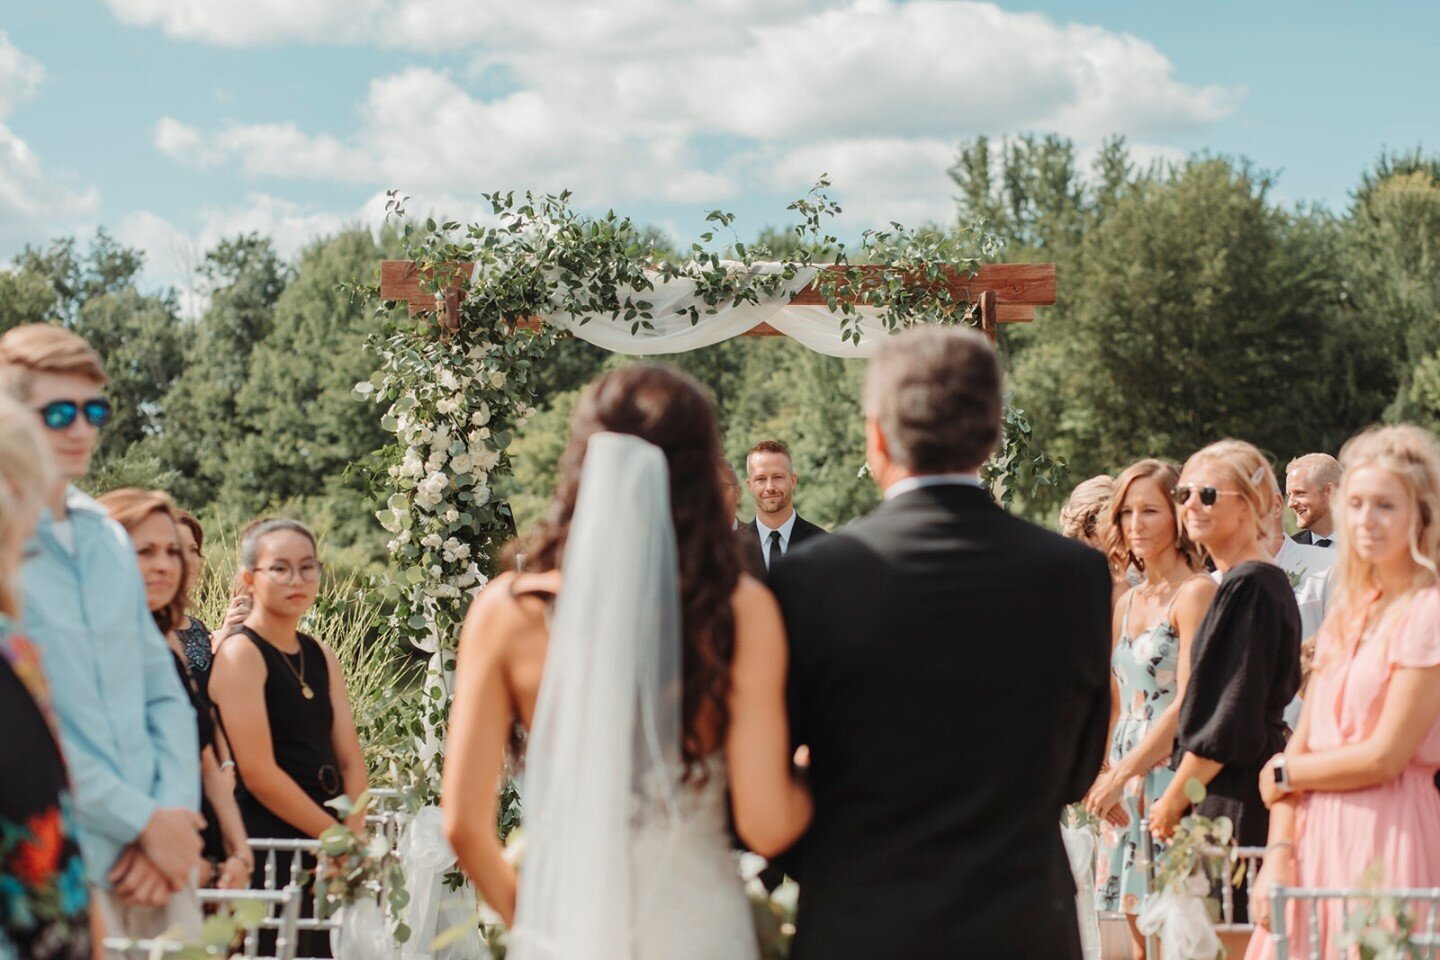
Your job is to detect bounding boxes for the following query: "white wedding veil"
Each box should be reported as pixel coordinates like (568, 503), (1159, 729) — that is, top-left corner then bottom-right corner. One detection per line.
(509, 431), (684, 959)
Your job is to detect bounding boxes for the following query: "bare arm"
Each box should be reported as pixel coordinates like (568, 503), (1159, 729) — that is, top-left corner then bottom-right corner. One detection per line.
(442, 585), (519, 926)
(209, 638), (338, 839)
(1115, 578), (1216, 780)
(319, 641), (370, 833)
(1284, 663), (1440, 792)
(725, 576), (813, 859)
(199, 746), (249, 859)
(1148, 752), (1225, 840)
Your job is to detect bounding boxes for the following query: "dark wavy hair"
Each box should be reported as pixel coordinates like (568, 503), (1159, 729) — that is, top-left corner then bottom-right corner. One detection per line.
(516, 364), (742, 778)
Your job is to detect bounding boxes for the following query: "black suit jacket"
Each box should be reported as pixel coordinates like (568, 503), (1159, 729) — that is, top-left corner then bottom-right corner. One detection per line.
(1291, 529), (1334, 547)
(736, 514), (827, 580)
(768, 484), (1112, 960)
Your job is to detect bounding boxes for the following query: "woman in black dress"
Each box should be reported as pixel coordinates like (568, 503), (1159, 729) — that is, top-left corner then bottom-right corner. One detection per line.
(99, 489), (253, 891)
(0, 399), (91, 959)
(208, 517), (369, 957)
(1149, 440), (1301, 918)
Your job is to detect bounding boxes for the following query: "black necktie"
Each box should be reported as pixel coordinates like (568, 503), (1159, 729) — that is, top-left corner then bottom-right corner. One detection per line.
(1315, 538), (1332, 548)
(767, 529), (783, 569)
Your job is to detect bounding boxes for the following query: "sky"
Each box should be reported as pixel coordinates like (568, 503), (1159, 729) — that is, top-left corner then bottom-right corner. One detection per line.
(2, 1), (1437, 311)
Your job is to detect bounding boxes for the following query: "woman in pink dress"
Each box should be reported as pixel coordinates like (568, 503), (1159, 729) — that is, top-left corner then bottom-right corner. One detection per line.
(1246, 424), (1440, 960)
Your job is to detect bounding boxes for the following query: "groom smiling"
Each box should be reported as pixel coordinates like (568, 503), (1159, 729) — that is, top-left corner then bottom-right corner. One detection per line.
(768, 326), (1112, 960)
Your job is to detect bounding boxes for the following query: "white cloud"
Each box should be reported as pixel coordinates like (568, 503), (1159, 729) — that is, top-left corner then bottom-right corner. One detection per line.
(0, 34), (100, 252)
(0, 32), (44, 115)
(117, 193), (363, 316)
(136, 1), (1241, 232)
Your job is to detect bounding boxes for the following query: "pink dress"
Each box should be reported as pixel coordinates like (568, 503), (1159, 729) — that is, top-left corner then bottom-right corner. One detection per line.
(1246, 586), (1440, 960)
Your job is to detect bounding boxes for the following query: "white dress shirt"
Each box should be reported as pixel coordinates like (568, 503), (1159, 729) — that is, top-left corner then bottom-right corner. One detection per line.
(883, 473), (982, 501)
(756, 511), (798, 570)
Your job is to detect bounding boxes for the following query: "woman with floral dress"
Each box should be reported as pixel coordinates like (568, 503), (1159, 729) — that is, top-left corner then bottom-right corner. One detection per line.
(0, 395), (91, 960)
(1084, 459), (1215, 960)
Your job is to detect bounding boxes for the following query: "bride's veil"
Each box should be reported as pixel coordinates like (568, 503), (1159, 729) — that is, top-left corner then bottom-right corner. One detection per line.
(508, 431), (683, 959)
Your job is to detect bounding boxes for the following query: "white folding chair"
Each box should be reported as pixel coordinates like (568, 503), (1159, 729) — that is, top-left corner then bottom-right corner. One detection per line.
(102, 885), (302, 960)
(1268, 885), (1440, 960)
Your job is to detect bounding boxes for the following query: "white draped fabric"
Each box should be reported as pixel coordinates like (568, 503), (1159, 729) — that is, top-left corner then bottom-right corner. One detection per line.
(473, 261), (899, 358)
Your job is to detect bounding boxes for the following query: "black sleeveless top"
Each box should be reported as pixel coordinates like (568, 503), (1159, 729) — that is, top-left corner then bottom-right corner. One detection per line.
(227, 627), (342, 839)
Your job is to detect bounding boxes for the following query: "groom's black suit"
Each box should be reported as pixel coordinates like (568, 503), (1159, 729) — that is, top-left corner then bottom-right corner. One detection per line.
(736, 514), (827, 580)
(769, 483), (1112, 960)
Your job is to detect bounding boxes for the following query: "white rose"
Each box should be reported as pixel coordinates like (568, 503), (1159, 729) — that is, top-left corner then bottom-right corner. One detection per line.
(471, 402), (492, 426)
(440, 370), (459, 390)
(473, 448), (501, 473)
(489, 371), (506, 389)
(443, 508), (460, 523)
(437, 398), (457, 415)
(449, 453), (474, 475)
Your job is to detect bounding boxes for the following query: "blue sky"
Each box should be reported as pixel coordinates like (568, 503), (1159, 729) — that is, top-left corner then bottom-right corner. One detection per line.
(2, 1), (1436, 308)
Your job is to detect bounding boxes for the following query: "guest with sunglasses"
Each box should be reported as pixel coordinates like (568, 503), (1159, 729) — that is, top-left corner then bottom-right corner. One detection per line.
(208, 517), (368, 958)
(0, 324), (203, 943)
(1149, 440), (1301, 921)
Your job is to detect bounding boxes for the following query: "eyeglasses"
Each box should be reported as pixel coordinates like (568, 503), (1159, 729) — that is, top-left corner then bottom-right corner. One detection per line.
(255, 562), (324, 584)
(1172, 484), (1246, 507)
(37, 398), (112, 431)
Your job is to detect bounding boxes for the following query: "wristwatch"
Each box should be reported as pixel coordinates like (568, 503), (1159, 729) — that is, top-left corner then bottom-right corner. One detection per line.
(1271, 754), (1293, 795)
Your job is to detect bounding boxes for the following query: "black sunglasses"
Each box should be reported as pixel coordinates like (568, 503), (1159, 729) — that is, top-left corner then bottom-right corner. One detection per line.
(1171, 484), (1244, 507)
(38, 398), (112, 431)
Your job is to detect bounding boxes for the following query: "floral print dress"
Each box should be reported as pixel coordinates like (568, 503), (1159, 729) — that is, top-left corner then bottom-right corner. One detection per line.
(1094, 595), (1180, 915)
(0, 619), (91, 960)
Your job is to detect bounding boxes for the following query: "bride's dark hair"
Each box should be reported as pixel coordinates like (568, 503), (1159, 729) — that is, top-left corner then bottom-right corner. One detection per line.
(517, 363), (741, 777)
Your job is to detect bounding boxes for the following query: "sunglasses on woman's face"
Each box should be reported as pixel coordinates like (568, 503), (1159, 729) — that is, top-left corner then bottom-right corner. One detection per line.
(1171, 484), (1244, 507)
(37, 398), (112, 431)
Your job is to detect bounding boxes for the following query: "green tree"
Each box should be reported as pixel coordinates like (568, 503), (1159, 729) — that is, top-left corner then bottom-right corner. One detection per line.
(146, 234), (289, 506)
(215, 230), (391, 555)
(1, 231), (185, 462)
(1011, 157), (1356, 497)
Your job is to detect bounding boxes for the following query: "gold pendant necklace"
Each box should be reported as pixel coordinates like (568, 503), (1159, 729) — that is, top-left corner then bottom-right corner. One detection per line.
(277, 643), (314, 700)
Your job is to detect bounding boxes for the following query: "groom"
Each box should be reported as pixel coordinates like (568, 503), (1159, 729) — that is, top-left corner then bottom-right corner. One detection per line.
(769, 327), (1112, 959)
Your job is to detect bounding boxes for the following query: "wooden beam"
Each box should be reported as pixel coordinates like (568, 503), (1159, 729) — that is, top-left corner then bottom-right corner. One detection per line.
(978, 290), (998, 342)
(379, 260), (1052, 331)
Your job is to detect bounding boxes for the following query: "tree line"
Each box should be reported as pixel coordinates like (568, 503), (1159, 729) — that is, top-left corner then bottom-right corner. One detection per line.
(2, 137), (1437, 568)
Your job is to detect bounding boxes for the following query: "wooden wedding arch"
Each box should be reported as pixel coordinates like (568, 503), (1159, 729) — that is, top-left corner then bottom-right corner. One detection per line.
(378, 261), (1056, 342)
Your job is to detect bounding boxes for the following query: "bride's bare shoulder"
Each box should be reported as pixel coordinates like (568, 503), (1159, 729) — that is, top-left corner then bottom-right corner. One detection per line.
(460, 570), (558, 647)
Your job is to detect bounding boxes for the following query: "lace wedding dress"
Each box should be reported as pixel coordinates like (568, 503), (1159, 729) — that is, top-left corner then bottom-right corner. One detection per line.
(507, 433), (757, 960)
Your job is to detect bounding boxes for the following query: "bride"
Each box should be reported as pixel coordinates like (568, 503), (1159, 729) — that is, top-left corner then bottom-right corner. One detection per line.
(441, 363), (813, 959)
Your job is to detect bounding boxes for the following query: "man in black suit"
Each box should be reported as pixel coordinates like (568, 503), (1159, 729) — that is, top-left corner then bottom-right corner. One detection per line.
(769, 327), (1112, 960)
(1285, 452), (1342, 547)
(736, 439), (826, 578)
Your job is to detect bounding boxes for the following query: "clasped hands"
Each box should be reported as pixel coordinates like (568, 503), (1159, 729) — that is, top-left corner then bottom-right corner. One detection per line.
(1082, 767), (1132, 828)
(108, 807), (206, 906)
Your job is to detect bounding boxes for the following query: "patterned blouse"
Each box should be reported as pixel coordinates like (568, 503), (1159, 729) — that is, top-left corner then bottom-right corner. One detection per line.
(176, 616), (214, 675)
(0, 620), (91, 960)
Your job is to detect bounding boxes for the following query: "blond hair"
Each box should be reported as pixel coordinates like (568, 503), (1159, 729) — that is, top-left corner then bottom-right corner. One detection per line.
(1285, 452), (1342, 490)
(0, 395), (56, 617)
(1060, 475), (1115, 545)
(0, 323), (108, 402)
(1181, 439), (1278, 553)
(1105, 459), (1198, 574)
(1326, 426), (1440, 636)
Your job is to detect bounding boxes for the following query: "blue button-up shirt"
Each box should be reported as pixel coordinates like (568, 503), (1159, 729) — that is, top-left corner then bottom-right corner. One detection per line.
(20, 487), (198, 887)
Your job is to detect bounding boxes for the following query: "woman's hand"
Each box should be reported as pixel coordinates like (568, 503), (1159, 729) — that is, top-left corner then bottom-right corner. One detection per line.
(1148, 788), (1188, 842)
(1249, 846), (1296, 931)
(1083, 767), (1125, 820)
(217, 855), (251, 890)
(213, 593), (252, 646)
